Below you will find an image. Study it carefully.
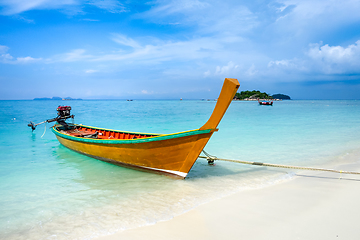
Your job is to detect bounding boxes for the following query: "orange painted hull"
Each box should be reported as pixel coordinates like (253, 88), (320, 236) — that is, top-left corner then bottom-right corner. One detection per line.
(54, 128), (215, 178)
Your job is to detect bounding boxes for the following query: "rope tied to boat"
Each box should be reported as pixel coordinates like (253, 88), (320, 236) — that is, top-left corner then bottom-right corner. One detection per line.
(202, 150), (217, 165)
(200, 150), (360, 175)
(41, 122), (47, 138)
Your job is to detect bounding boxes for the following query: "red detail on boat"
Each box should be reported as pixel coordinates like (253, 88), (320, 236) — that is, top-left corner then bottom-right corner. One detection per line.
(57, 106), (71, 111)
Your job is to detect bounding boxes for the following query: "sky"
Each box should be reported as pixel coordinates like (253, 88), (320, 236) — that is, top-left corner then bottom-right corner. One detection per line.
(1, 0), (360, 100)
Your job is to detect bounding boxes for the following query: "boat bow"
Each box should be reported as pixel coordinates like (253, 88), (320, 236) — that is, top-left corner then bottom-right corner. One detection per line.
(200, 78), (240, 130)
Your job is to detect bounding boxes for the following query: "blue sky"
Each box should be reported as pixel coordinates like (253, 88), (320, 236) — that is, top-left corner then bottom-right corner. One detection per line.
(1, 0), (360, 100)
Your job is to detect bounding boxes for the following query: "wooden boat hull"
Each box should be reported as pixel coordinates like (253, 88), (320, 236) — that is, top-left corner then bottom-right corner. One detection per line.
(52, 78), (240, 178)
(53, 127), (215, 178)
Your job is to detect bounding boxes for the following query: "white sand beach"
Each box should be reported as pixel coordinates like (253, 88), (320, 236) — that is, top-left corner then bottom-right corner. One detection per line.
(97, 161), (360, 240)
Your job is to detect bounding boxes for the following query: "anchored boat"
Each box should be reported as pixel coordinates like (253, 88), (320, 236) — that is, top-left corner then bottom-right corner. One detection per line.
(258, 100), (273, 105)
(30, 78), (240, 178)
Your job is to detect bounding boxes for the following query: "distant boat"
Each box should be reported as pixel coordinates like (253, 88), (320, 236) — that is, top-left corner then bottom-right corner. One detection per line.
(51, 78), (240, 179)
(258, 100), (273, 105)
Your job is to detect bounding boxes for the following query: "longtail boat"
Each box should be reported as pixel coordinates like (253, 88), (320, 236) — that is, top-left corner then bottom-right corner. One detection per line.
(47, 78), (239, 178)
(258, 100), (273, 105)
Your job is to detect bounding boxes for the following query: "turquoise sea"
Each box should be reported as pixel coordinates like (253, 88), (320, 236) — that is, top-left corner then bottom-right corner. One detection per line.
(1, 99), (360, 239)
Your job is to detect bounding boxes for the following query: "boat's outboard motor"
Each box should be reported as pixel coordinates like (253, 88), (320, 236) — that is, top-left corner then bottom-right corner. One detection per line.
(27, 105), (75, 131)
(57, 106), (72, 118)
(55, 106), (74, 129)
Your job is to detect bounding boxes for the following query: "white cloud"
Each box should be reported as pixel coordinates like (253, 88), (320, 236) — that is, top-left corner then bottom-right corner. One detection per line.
(93, 35), (223, 64)
(82, 18), (99, 21)
(139, 0), (360, 38)
(145, 0), (209, 16)
(0, 0), (126, 15)
(16, 56), (41, 63)
(0, 45), (9, 54)
(85, 69), (98, 73)
(268, 59), (301, 69)
(87, 0), (126, 13)
(308, 41), (360, 64)
(286, 0), (360, 21)
(111, 34), (142, 49)
(245, 64), (257, 76)
(141, 90), (154, 94)
(203, 70), (211, 77)
(268, 40), (360, 75)
(0, 53), (13, 62)
(43, 33), (237, 69)
(268, 59), (289, 67)
(306, 40), (360, 74)
(215, 61), (239, 75)
(54, 49), (93, 62)
(272, 0), (360, 40)
(141, 0), (258, 35)
(0, 45), (42, 64)
(0, 0), (76, 15)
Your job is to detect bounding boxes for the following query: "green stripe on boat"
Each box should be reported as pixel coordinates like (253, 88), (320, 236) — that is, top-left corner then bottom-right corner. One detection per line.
(51, 126), (213, 144)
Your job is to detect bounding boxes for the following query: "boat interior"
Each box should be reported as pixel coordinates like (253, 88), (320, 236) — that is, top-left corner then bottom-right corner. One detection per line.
(57, 125), (159, 140)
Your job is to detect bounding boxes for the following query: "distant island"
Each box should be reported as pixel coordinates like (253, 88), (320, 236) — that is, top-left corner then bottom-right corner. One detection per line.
(33, 97), (82, 100)
(234, 90), (291, 100)
(271, 94), (291, 100)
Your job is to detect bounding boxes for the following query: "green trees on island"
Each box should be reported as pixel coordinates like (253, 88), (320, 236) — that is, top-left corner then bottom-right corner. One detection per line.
(234, 91), (291, 100)
(234, 90), (272, 100)
(272, 94), (291, 100)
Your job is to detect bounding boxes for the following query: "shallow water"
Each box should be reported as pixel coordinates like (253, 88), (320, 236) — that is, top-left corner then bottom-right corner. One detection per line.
(1, 100), (360, 239)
